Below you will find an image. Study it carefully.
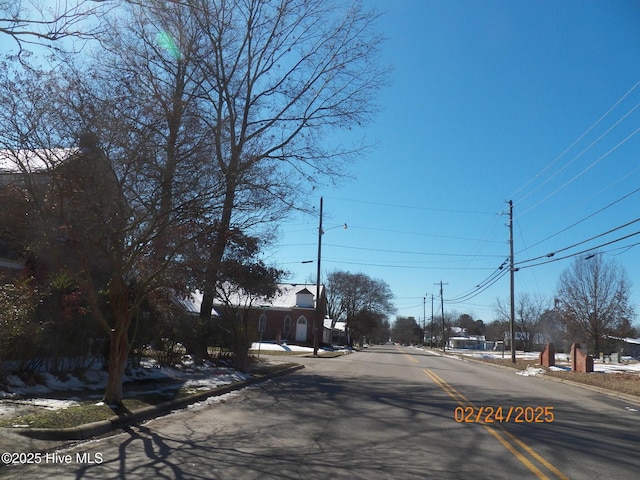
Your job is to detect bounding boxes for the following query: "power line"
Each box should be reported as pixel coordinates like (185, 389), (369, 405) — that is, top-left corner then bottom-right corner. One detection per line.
(348, 225), (505, 244)
(321, 259), (497, 270)
(515, 229), (640, 270)
(515, 217), (640, 267)
(325, 195), (497, 215)
(322, 242), (504, 258)
(444, 258), (509, 302)
(516, 180), (640, 255)
(445, 268), (509, 305)
(518, 124), (640, 218)
(510, 79), (640, 202)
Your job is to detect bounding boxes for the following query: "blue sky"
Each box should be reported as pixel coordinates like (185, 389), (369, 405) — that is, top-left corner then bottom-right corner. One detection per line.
(267, 0), (640, 326)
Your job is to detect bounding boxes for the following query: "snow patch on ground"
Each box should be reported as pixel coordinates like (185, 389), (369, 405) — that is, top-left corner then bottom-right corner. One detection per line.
(0, 357), (254, 418)
(416, 346), (640, 376)
(250, 342), (350, 354)
(516, 366), (547, 377)
(0, 342), (320, 418)
(449, 348), (640, 374)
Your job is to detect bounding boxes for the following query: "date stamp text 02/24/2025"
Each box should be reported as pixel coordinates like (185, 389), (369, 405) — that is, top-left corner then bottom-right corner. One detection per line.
(454, 406), (555, 423)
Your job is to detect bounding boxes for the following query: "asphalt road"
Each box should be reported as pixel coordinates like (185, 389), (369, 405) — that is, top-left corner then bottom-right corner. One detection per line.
(2, 345), (639, 479)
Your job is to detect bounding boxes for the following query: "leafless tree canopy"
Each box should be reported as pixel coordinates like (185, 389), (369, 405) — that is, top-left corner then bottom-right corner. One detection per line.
(0, 0), (388, 403)
(494, 293), (549, 351)
(556, 254), (634, 353)
(0, 0), (109, 53)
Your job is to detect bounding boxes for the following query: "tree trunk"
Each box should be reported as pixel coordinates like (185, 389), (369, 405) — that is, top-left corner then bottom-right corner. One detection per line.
(103, 277), (131, 406)
(199, 179), (236, 319)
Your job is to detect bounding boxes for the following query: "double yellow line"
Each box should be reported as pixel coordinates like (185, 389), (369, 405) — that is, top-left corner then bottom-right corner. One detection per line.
(422, 366), (569, 480)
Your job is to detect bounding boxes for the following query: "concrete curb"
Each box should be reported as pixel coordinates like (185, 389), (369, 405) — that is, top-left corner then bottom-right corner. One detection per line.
(17, 363), (305, 441)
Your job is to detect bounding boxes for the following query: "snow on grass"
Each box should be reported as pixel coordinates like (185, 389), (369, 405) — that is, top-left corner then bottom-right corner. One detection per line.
(0, 358), (253, 417)
(447, 348), (640, 375)
(250, 342), (349, 354)
(516, 366), (547, 377)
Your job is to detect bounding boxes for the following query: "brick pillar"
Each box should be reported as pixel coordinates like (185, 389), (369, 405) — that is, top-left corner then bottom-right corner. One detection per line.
(571, 343), (594, 372)
(539, 342), (556, 367)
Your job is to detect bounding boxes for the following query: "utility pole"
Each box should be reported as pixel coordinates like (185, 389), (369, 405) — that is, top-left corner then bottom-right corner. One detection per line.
(508, 200), (516, 364)
(435, 282), (448, 352)
(314, 197), (323, 356)
(430, 294), (434, 349)
(422, 296), (426, 345)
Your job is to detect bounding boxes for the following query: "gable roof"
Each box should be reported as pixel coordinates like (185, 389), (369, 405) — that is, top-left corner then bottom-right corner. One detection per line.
(260, 283), (323, 309)
(174, 292), (221, 317)
(180, 283), (324, 315)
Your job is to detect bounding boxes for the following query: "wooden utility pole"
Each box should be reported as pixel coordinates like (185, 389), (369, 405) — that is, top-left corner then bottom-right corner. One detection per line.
(509, 200), (516, 364)
(430, 294), (434, 349)
(423, 296), (426, 345)
(314, 197), (323, 356)
(435, 281), (448, 352)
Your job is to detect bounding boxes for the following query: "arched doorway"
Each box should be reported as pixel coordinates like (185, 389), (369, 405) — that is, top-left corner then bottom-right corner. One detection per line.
(295, 316), (308, 342)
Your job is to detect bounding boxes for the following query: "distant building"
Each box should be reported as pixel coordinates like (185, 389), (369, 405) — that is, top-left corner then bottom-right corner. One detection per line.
(605, 336), (640, 358)
(178, 283), (336, 346)
(448, 335), (487, 350)
(446, 326), (487, 350)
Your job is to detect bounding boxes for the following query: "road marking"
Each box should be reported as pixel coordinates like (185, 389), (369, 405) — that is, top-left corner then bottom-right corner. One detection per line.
(422, 368), (569, 480)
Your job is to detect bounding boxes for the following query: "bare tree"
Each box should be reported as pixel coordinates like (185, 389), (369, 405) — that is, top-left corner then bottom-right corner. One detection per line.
(0, 0), (108, 53)
(182, 0), (389, 321)
(0, 0), (387, 404)
(0, 24), (214, 404)
(485, 319), (509, 342)
(494, 293), (549, 351)
(556, 254), (635, 354)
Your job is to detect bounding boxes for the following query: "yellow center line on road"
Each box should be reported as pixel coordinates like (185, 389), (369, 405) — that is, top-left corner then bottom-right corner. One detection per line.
(403, 354), (419, 363)
(422, 368), (569, 480)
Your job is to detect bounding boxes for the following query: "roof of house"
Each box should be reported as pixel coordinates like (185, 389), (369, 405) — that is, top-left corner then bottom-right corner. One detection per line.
(0, 148), (78, 173)
(179, 283), (324, 315)
(324, 318), (346, 331)
(449, 335), (486, 342)
(174, 292), (221, 317)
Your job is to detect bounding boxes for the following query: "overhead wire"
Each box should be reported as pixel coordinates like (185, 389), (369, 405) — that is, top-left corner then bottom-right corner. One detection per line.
(321, 259), (498, 270)
(324, 195), (496, 215)
(515, 229), (640, 270)
(515, 217), (640, 267)
(443, 258), (509, 303)
(322, 242), (504, 258)
(516, 173), (640, 255)
(445, 82), (640, 303)
(517, 123), (640, 218)
(510, 79), (640, 204)
(347, 224), (505, 244)
(445, 268), (509, 304)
